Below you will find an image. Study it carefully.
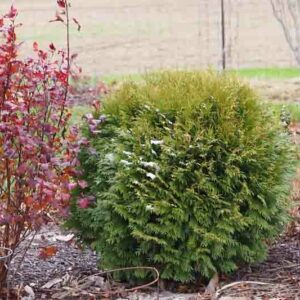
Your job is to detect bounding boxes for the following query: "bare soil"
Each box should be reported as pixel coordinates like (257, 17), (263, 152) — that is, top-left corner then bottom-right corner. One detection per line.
(250, 78), (300, 103)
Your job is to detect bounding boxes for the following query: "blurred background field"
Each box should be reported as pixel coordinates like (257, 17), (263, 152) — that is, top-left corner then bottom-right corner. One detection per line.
(0, 0), (299, 76)
(1, 0), (300, 126)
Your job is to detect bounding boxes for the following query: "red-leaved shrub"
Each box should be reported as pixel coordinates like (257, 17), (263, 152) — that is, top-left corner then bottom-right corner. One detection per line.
(0, 1), (83, 286)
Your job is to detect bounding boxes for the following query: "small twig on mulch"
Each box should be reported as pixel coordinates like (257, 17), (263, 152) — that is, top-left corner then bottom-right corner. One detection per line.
(215, 281), (279, 299)
(38, 266), (160, 300)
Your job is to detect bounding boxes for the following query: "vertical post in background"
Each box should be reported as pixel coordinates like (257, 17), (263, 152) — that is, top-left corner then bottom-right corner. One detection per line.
(221, 0), (226, 70)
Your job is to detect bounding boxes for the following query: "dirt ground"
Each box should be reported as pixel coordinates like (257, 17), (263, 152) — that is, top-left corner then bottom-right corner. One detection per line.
(251, 78), (300, 103)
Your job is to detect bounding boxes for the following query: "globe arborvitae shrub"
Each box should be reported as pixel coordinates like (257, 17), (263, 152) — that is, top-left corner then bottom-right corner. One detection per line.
(68, 71), (295, 282)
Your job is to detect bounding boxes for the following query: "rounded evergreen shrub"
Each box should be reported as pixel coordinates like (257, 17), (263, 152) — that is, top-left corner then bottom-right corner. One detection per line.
(68, 71), (295, 282)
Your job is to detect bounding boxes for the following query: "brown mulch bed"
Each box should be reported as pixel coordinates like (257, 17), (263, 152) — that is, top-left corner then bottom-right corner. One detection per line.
(4, 220), (299, 299)
(225, 231), (300, 299)
(9, 223), (99, 299)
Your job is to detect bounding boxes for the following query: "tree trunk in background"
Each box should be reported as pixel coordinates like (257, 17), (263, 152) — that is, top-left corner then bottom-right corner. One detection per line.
(270, 0), (300, 64)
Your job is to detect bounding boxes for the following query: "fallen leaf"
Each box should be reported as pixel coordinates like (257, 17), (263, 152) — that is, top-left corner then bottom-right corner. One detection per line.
(39, 245), (58, 260)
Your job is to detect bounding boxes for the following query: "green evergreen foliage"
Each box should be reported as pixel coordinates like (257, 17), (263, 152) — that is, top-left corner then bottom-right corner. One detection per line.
(67, 71), (295, 282)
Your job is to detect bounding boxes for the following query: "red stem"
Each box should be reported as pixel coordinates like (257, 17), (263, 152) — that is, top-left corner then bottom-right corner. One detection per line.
(57, 0), (71, 130)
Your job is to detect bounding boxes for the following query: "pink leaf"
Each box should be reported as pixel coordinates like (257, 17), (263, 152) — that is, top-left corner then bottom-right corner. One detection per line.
(57, 0), (66, 8)
(5, 6), (18, 19)
(78, 180), (88, 189)
(33, 42), (38, 52)
(17, 163), (27, 175)
(49, 43), (56, 51)
(67, 182), (77, 191)
(77, 198), (90, 209)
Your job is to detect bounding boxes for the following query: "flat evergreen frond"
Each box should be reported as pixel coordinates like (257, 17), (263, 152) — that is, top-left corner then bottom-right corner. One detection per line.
(67, 71), (296, 283)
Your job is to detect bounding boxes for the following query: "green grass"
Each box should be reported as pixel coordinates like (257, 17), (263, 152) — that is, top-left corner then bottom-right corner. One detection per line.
(70, 105), (90, 125)
(231, 68), (300, 79)
(101, 73), (144, 84)
(99, 68), (300, 84)
(270, 102), (300, 122)
(74, 68), (300, 87)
